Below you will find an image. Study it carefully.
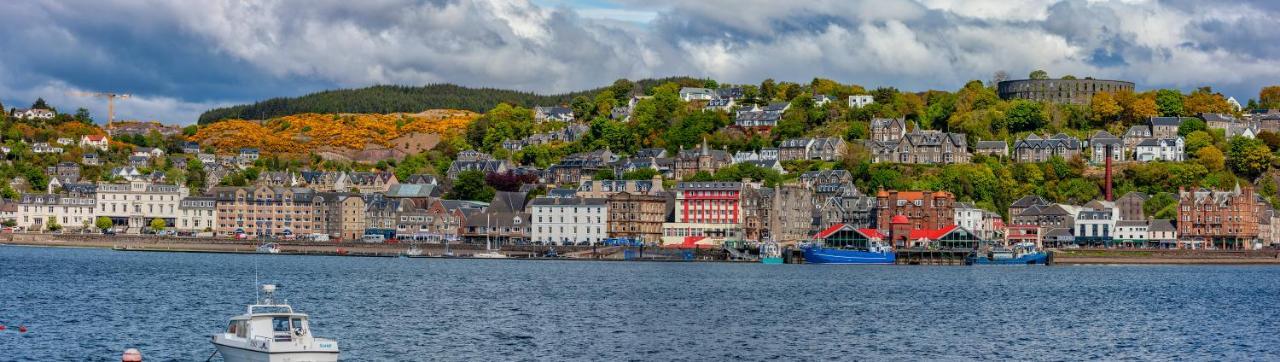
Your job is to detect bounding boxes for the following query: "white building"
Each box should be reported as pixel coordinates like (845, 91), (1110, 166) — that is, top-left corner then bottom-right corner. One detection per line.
(530, 197), (608, 246)
(17, 193), (96, 231)
(1113, 220), (1148, 244)
(80, 134), (109, 151)
(11, 108), (55, 120)
(954, 202), (983, 235)
(31, 142), (63, 154)
(178, 196), (217, 232)
(679, 87), (716, 102)
(1134, 137), (1184, 162)
(95, 180), (190, 233)
(848, 95), (874, 108)
(1074, 208), (1118, 244)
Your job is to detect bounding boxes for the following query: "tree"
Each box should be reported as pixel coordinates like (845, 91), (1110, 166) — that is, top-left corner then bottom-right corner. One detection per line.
(1228, 137), (1272, 178)
(1006, 100), (1046, 132)
(1184, 131), (1213, 154)
(186, 158), (207, 190)
(592, 168), (616, 180)
(760, 79), (777, 102)
(150, 218), (166, 232)
(1178, 119), (1206, 136)
(621, 168), (659, 180)
(73, 108), (93, 124)
(1184, 87), (1231, 115)
(1128, 96), (1159, 122)
(32, 98), (49, 110)
(1029, 70), (1049, 80)
(449, 170), (495, 201)
(1090, 92), (1122, 122)
(95, 216), (113, 231)
(570, 95), (594, 119)
(1056, 178), (1100, 203)
(1261, 86), (1280, 109)
(46, 217), (61, 232)
(1195, 146), (1225, 172)
(1155, 89), (1184, 117)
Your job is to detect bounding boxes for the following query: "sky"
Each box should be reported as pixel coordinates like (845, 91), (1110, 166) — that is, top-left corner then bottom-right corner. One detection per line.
(2, 0), (1279, 125)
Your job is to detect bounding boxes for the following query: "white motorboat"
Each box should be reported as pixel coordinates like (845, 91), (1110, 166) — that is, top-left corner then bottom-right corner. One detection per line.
(471, 251), (507, 259)
(211, 284), (339, 362)
(256, 243), (281, 254)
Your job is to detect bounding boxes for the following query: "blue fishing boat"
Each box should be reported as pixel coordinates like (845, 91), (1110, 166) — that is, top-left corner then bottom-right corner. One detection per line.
(967, 242), (1048, 265)
(802, 224), (896, 265)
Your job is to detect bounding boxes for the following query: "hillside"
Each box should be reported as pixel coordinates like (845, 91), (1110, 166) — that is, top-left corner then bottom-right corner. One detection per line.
(190, 110), (477, 153)
(197, 78), (705, 124)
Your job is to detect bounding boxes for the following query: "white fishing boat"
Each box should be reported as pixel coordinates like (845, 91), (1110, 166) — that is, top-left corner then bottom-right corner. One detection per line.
(256, 243), (280, 254)
(403, 244), (423, 257)
(211, 284), (339, 362)
(471, 251), (508, 259)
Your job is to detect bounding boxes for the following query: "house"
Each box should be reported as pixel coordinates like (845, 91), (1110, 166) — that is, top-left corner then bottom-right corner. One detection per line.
(384, 183), (441, 199)
(31, 142), (63, 154)
(870, 118), (906, 142)
(734, 110), (782, 129)
(299, 171), (352, 192)
(462, 191), (531, 246)
(716, 87), (744, 100)
(446, 160), (512, 181)
(848, 95), (874, 109)
(128, 155), (151, 168)
(181, 141), (201, 154)
(546, 149), (615, 184)
(1149, 117), (1185, 138)
(1225, 122), (1259, 139)
(1113, 220), (1148, 246)
(1201, 113), (1238, 130)
(679, 87), (716, 101)
(135, 147), (165, 158)
(257, 171), (298, 187)
(1089, 130), (1124, 164)
(45, 162), (81, 186)
(576, 175), (664, 198)
(1147, 219), (1178, 248)
(812, 94), (836, 107)
(1074, 207), (1118, 246)
(1122, 125), (1152, 156)
(1007, 195), (1050, 222)
(167, 155), (189, 170)
(779, 137), (846, 162)
(673, 139), (733, 179)
(402, 174), (439, 186)
(533, 106), (574, 123)
(110, 166), (144, 181)
(79, 152), (100, 166)
(10, 108), (55, 120)
(80, 134), (110, 151)
(1012, 134), (1081, 163)
(868, 129), (970, 165)
(196, 153), (217, 165)
(703, 98), (736, 112)
(974, 140), (1008, 157)
(238, 148), (260, 165)
(456, 150), (494, 162)
(348, 172), (398, 194)
(1134, 138), (1184, 162)
(56, 137), (74, 146)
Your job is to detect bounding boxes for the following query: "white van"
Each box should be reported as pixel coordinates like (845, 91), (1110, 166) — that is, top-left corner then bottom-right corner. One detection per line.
(361, 234), (386, 243)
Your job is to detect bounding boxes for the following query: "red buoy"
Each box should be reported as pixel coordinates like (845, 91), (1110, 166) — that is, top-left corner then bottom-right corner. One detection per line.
(0, 324), (6, 331)
(18, 325), (27, 333)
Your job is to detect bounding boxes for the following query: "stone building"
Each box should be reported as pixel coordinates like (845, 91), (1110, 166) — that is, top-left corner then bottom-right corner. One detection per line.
(673, 139), (732, 179)
(997, 78), (1134, 104)
(868, 129), (971, 165)
(212, 186), (321, 237)
(607, 191), (667, 244)
(1012, 134), (1081, 163)
(1115, 192), (1148, 221)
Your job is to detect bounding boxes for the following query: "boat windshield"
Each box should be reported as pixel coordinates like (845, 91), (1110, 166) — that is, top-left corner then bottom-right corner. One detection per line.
(273, 317), (290, 333)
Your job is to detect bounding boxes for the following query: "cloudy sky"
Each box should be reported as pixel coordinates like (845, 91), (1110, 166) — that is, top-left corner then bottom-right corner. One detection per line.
(3, 0), (1278, 124)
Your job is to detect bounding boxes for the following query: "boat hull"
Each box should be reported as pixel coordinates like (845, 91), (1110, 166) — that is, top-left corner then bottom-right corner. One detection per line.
(803, 248), (895, 265)
(967, 252), (1049, 265)
(214, 343), (339, 362)
(760, 257), (784, 264)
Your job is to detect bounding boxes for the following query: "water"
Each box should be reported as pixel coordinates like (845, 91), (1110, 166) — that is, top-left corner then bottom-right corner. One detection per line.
(1, 245), (1279, 361)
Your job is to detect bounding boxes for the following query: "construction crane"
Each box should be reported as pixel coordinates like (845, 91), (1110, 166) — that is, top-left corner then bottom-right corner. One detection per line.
(66, 91), (131, 128)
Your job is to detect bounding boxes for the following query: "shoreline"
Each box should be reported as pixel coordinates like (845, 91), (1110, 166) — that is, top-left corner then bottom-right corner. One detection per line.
(5, 236), (1280, 265)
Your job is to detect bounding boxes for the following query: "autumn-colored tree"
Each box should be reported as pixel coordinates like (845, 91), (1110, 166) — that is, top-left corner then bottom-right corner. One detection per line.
(1260, 86), (1280, 109)
(1184, 87), (1231, 115)
(1090, 92), (1122, 123)
(1195, 146), (1225, 172)
(1128, 96), (1159, 123)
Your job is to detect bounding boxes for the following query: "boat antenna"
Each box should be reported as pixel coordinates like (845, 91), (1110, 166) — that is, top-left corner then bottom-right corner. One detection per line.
(254, 252), (260, 303)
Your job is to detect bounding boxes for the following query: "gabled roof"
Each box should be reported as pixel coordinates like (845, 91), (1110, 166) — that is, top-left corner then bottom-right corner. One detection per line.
(907, 225), (961, 241)
(1150, 117), (1186, 127)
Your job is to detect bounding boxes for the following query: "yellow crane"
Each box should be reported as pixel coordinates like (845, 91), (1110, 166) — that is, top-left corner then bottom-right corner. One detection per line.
(66, 91), (131, 128)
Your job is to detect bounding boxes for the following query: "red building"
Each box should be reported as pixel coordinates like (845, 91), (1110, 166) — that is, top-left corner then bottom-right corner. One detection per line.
(875, 189), (956, 232)
(674, 181), (744, 224)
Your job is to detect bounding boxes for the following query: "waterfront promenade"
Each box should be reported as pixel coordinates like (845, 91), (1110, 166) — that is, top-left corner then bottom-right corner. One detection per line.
(3, 233), (1279, 264)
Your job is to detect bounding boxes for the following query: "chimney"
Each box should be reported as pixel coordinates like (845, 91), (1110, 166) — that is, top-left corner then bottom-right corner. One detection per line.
(1104, 145), (1113, 201)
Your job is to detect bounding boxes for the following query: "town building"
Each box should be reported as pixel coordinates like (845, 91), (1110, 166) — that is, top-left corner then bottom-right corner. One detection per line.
(1177, 185), (1260, 249)
(17, 193), (96, 231)
(606, 190), (667, 244)
(1074, 207), (1118, 246)
(848, 95), (874, 109)
(1113, 220), (1148, 246)
(973, 140), (1008, 157)
(446, 159), (512, 181)
(530, 197), (608, 245)
(10, 108), (55, 120)
(177, 196), (217, 232)
(1089, 130), (1124, 164)
(868, 129), (971, 165)
(1116, 192), (1148, 221)
(1149, 117), (1185, 139)
(1134, 138), (1184, 162)
(533, 106), (574, 123)
(212, 186), (321, 237)
(1012, 134), (1081, 163)
(349, 172), (398, 194)
(462, 191), (530, 246)
(80, 134), (109, 151)
(778, 137), (847, 162)
(299, 171), (351, 192)
(869, 118), (906, 142)
(673, 139), (733, 179)
(874, 189), (956, 234)
(1148, 219), (1178, 248)
(662, 182), (745, 246)
(95, 180), (189, 232)
(1123, 125), (1153, 156)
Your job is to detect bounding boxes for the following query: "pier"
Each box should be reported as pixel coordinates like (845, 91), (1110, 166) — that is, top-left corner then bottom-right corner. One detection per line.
(893, 248), (972, 265)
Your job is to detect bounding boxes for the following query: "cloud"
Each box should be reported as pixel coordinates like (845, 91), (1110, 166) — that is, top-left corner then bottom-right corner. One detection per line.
(2, 0), (1280, 124)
